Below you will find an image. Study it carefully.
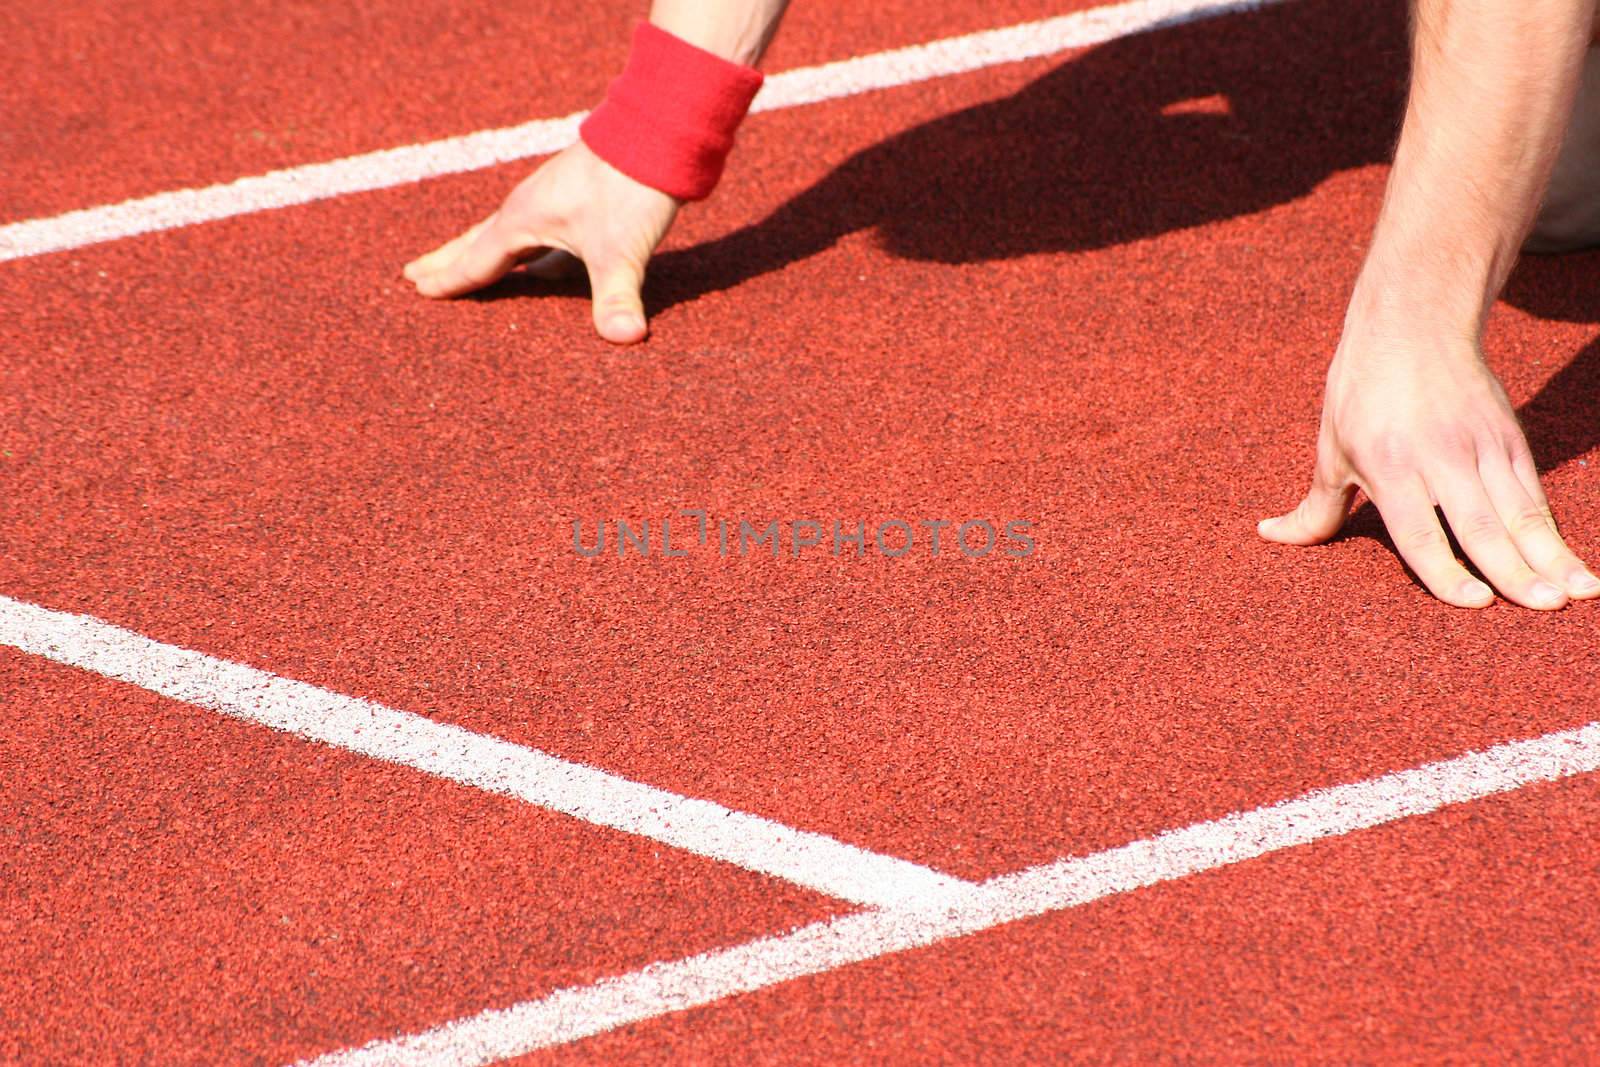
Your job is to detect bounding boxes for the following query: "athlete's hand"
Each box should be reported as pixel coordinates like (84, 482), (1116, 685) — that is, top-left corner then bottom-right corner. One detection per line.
(1259, 331), (1600, 608)
(404, 141), (678, 344)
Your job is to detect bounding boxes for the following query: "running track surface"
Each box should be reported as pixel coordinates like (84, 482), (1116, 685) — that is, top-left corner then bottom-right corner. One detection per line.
(3, 0), (1599, 1062)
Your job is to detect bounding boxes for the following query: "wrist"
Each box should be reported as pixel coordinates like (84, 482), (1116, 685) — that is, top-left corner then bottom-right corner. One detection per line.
(1342, 238), (1495, 349)
(579, 23), (764, 203)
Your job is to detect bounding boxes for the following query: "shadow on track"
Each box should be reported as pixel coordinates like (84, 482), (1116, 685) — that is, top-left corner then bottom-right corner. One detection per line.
(477, 0), (1411, 311)
(1508, 256), (1600, 476)
(644, 0), (1409, 305)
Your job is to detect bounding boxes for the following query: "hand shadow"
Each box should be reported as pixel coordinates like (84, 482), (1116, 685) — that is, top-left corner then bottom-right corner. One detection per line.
(474, 0), (1409, 310)
(644, 0), (1409, 306)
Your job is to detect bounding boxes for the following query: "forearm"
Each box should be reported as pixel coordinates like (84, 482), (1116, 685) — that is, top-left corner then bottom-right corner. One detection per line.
(649, 0), (792, 66)
(1349, 0), (1596, 340)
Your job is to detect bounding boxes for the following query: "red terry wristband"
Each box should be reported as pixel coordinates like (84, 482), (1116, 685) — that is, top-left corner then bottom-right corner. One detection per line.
(579, 22), (765, 202)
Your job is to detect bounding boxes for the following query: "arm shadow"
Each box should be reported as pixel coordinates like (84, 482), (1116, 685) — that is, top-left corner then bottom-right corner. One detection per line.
(477, 0), (1407, 309)
(643, 0), (1408, 311)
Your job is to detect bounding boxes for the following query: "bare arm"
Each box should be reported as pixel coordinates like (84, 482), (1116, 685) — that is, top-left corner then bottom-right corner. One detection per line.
(405, 1), (791, 342)
(650, 0), (790, 66)
(1357, 0), (1594, 335)
(1261, 0), (1600, 608)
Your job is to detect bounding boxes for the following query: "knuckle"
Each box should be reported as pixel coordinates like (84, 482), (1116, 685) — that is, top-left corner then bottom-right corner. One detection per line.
(1502, 432), (1536, 465)
(1368, 435), (1417, 478)
(1398, 523), (1450, 555)
(1510, 506), (1555, 538)
(1428, 427), (1476, 463)
(1453, 510), (1504, 544)
(1311, 456), (1351, 494)
(597, 288), (639, 308)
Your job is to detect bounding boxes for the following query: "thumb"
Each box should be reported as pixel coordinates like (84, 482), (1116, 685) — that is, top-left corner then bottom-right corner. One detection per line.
(1258, 467), (1358, 546)
(412, 212), (542, 299)
(585, 255), (649, 345)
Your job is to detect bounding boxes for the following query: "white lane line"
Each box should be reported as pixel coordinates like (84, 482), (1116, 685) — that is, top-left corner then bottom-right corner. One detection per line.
(299, 719), (1600, 1066)
(0, 594), (972, 910)
(749, 0), (1271, 114)
(0, 0), (1278, 264)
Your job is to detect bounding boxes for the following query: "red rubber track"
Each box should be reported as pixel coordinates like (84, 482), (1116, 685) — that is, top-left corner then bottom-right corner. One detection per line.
(6, 0), (1595, 877)
(541, 773), (1600, 1064)
(0, 649), (831, 1064)
(5, 0), (1600, 1061)
(0, 0), (1091, 223)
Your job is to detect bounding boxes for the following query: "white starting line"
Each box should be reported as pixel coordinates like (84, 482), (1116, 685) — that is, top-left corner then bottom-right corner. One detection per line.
(0, 594), (971, 912)
(300, 716), (1600, 1066)
(8, 590), (1600, 1065)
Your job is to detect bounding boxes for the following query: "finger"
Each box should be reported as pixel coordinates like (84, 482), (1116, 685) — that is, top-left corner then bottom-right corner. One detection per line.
(1479, 454), (1600, 599)
(525, 249), (582, 281)
(1507, 438), (1555, 515)
(1429, 467), (1567, 610)
(405, 216), (494, 282)
(1257, 468), (1358, 545)
(585, 256), (648, 344)
(414, 214), (545, 299)
(1368, 477), (1495, 608)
